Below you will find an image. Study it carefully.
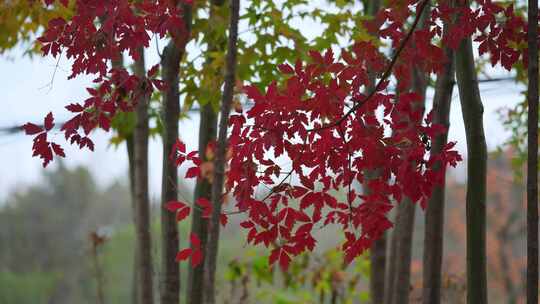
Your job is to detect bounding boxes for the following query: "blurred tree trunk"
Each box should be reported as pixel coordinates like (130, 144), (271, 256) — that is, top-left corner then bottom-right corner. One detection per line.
(187, 104), (217, 304)
(369, 200), (387, 304)
(133, 49), (154, 304)
(526, 0), (539, 302)
(497, 221), (519, 304)
(159, 3), (192, 303)
(363, 0), (386, 303)
(384, 222), (398, 303)
(387, 199), (417, 304)
(102, 19), (140, 303)
(90, 233), (106, 304)
(202, 0), (240, 302)
(160, 41), (181, 304)
(123, 74), (141, 304)
(455, 1), (488, 301)
(108, 49), (140, 304)
(127, 134), (140, 304)
(422, 17), (455, 304)
(385, 8), (429, 304)
(110, 49), (140, 304)
(187, 2), (224, 303)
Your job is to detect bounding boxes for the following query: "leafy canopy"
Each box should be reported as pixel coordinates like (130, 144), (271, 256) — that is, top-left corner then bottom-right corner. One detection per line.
(22, 0), (533, 269)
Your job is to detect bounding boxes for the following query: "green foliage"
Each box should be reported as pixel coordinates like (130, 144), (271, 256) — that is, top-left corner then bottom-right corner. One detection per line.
(0, 271), (60, 304)
(110, 111), (136, 146)
(95, 225), (137, 303)
(223, 247), (371, 303)
(181, 0), (370, 112)
(0, 163), (132, 303)
(498, 97), (532, 180)
(0, 0), (72, 55)
(494, 0), (537, 180)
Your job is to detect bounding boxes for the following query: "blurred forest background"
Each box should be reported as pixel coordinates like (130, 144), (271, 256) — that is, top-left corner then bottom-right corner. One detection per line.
(0, 149), (527, 303)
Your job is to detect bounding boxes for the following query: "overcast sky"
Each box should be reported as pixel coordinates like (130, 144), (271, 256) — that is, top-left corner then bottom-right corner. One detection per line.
(0, 5), (525, 202)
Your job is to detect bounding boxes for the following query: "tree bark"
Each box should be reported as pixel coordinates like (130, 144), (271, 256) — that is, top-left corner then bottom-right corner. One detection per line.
(363, 0), (386, 302)
(103, 29), (140, 304)
(187, 3), (223, 303)
(422, 21), (455, 304)
(125, 78), (140, 304)
(497, 228), (518, 304)
(133, 49), (154, 304)
(202, 0), (240, 302)
(526, 0), (539, 301)
(91, 241), (106, 304)
(386, 9), (429, 304)
(160, 3), (192, 303)
(370, 229), (386, 304)
(384, 223), (398, 304)
(455, 3), (488, 301)
(387, 198), (417, 304)
(187, 103), (217, 304)
(126, 134), (140, 304)
(159, 41), (182, 304)
(110, 51), (140, 304)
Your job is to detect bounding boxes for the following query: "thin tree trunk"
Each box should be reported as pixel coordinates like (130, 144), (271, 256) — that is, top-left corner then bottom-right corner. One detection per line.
(91, 240), (106, 304)
(370, 229), (386, 304)
(386, 9), (429, 304)
(202, 0), (240, 302)
(388, 198), (417, 304)
(101, 28), (140, 304)
(126, 94), (140, 304)
(187, 104), (217, 304)
(384, 224), (398, 304)
(455, 3), (488, 301)
(133, 49), (154, 304)
(363, 0), (386, 302)
(422, 21), (455, 304)
(160, 3), (192, 303)
(110, 50), (140, 304)
(527, 0), (539, 301)
(187, 3), (223, 303)
(497, 229), (518, 304)
(127, 134), (140, 304)
(159, 42), (182, 304)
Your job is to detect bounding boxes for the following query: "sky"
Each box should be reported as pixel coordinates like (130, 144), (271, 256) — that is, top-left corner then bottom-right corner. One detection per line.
(0, 3), (526, 202)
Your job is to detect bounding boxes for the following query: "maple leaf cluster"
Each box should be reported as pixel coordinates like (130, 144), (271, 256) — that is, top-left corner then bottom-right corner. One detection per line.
(439, 0), (530, 70)
(227, 50), (457, 266)
(220, 0), (531, 268)
(25, 0), (187, 166)
(22, 112), (65, 167)
(24, 0), (537, 269)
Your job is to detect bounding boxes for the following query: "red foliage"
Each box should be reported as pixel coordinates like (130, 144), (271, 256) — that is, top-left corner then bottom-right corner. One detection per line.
(176, 233), (203, 267)
(25, 0), (537, 268)
(28, 0), (186, 166)
(166, 200), (191, 222)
